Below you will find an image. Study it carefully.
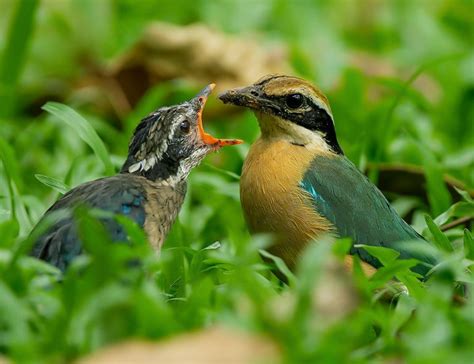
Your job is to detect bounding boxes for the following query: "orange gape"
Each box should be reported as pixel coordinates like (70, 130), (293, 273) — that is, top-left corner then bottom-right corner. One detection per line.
(197, 83), (242, 148)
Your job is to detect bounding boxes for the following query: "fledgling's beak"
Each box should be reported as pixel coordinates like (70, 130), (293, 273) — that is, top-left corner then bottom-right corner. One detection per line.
(218, 85), (264, 109)
(194, 83), (243, 148)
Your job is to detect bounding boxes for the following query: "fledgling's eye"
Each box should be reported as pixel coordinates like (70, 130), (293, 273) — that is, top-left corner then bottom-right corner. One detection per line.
(180, 120), (191, 134)
(285, 93), (304, 109)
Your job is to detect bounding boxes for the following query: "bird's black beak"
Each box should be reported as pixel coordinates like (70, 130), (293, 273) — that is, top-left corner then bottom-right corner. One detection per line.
(218, 85), (264, 108)
(193, 84), (243, 148)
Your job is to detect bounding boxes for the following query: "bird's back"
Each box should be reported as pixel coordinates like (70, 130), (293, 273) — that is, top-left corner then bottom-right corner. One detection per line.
(301, 154), (436, 275)
(31, 174), (185, 271)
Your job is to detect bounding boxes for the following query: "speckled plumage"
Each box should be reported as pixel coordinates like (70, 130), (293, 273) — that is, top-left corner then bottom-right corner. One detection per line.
(32, 84), (241, 271)
(32, 175), (185, 271)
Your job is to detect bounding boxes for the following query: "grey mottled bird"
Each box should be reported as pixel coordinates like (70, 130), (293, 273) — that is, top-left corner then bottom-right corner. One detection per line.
(32, 84), (242, 271)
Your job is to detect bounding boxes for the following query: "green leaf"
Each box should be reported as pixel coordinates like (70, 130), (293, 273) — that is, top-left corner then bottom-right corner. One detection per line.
(420, 147), (452, 217)
(454, 187), (473, 203)
(74, 206), (112, 256)
(434, 201), (474, 227)
(397, 272), (425, 299)
(34, 174), (69, 195)
(295, 238), (333, 293)
(355, 244), (400, 266)
(388, 293), (417, 337)
(369, 260), (418, 288)
(42, 102), (114, 176)
(203, 163), (241, 180)
(0, 137), (22, 189)
(332, 238), (353, 258)
(0, 281), (34, 351)
(464, 229), (474, 260)
(114, 214), (148, 248)
(259, 249), (296, 286)
(202, 241), (221, 250)
(424, 215), (453, 252)
(0, 0), (39, 117)
(0, 137), (30, 235)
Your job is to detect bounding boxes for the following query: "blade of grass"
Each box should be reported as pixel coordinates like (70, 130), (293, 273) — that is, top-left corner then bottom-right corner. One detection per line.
(355, 244), (400, 266)
(369, 52), (466, 183)
(35, 174), (70, 195)
(203, 163), (241, 180)
(42, 102), (115, 175)
(464, 229), (474, 260)
(0, 0), (39, 117)
(0, 137), (30, 235)
(420, 146), (452, 216)
(424, 214), (453, 252)
(259, 249), (296, 286)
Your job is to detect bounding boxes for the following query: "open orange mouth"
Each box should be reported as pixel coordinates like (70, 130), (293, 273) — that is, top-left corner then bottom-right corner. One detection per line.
(197, 83), (243, 148)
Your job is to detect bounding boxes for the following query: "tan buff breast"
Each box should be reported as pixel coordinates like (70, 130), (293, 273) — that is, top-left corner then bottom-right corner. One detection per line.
(240, 138), (332, 269)
(141, 179), (186, 251)
(241, 138), (377, 276)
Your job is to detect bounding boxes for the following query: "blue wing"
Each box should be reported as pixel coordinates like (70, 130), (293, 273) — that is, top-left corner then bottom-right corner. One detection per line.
(31, 175), (147, 271)
(300, 154), (436, 276)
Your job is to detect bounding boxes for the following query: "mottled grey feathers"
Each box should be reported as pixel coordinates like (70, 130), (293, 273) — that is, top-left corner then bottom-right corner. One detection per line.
(121, 110), (175, 174)
(32, 175), (148, 271)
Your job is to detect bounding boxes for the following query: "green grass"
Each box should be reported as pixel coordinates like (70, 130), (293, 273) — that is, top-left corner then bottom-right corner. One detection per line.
(0, 0), (38, 117)
(0, 0), (473, 363)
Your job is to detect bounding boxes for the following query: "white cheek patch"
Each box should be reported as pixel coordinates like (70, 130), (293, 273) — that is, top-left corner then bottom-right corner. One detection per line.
(278, 118), (331, 151)
(257, 112), (331, 152)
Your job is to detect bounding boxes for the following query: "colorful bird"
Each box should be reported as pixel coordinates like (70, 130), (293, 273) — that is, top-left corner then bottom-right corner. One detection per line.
(32, 84), (242, 271)
(219, 75), (436, 277)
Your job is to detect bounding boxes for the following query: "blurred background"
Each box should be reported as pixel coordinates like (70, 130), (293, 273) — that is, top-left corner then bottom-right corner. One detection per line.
(0, 1), (473, 362)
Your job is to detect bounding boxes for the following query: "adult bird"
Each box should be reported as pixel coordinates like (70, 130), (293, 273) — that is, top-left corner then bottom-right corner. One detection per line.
(32, 84), (242, 271)
(219, 75), (436, 277)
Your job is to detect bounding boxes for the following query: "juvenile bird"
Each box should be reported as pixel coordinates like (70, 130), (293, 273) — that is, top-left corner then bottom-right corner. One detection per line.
(219, 75), (436, 277)
(32, 84), (242, 271)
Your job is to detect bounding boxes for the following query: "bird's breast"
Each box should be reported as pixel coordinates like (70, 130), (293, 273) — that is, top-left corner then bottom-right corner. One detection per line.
(240, 138), (332, 268)
(142, 179), (186, 251)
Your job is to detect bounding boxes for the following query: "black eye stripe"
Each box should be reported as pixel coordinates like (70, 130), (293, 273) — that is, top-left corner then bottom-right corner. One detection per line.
(262, 93), (343, 155)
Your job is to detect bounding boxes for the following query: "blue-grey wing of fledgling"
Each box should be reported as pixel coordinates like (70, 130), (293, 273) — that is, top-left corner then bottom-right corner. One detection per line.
(31, 175), (184, 271)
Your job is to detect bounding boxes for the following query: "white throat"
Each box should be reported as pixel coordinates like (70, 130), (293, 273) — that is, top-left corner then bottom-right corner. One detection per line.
(255, 111), (331, 152)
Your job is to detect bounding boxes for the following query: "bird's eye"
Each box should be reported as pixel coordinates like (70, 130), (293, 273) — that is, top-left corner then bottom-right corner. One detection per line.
(180, 120), (191, 134)
(285, 93), (304, 109)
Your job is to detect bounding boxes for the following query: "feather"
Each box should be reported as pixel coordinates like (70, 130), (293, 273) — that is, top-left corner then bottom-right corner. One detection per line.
(31, 175), (148, 271)
(300, 154), (437, 276)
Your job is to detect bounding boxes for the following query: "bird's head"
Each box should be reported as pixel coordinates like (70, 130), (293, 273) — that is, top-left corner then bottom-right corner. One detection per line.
(122, 84), (242, 183)
(219, 74), (343, 154)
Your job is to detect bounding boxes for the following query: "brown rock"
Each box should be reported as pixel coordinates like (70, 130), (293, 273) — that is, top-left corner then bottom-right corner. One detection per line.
(78, 326), (280, 364)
